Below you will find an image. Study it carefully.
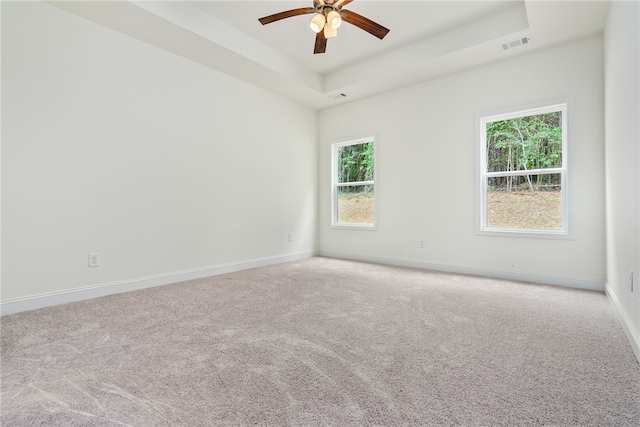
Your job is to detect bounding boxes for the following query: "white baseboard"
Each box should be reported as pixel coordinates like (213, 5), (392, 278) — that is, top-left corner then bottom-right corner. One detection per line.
(0, 251), (316, 316)
(319, 250), (605, 291)
(605, 284), (640, 364)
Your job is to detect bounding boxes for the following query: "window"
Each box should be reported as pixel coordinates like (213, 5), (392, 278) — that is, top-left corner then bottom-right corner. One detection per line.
(479, 102), (568, 236)
(331, 137), (376, 228)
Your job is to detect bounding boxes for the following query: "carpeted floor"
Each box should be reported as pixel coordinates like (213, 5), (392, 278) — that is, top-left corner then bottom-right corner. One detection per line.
(1, 257), (639, 426)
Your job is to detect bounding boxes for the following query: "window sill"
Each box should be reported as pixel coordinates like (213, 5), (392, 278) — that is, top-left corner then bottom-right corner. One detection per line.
(477, 228), (572, 240)
(331, 223), (377, 231)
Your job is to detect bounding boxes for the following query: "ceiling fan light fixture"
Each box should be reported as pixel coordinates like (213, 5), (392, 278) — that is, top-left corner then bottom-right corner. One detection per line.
(327, 10), (342, 29)
(309, 13), (326, 33)
(324, 24), (337, 38)
(258, 0), (390, 54)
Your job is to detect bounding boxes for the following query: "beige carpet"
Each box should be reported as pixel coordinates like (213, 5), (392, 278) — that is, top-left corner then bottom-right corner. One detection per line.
(1, 257), (639, 426)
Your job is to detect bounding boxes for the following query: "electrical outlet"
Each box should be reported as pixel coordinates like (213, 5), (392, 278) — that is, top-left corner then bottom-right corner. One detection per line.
(287, 233), (293, 242)
(88, 253), (100, 267)
(419, 240), (425, 248)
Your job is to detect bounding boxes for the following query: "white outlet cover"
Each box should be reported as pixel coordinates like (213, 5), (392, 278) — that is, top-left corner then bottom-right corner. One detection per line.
(88, 253), (100, 267)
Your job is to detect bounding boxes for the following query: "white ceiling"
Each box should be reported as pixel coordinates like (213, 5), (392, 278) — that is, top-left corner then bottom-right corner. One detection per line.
(50, 0), (610, 110)
(191, 1), (519, 75)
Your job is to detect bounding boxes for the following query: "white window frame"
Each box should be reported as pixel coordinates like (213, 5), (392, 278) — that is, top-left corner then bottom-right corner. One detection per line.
(331, 136), (377, 229)
(477, 101), (570, 238)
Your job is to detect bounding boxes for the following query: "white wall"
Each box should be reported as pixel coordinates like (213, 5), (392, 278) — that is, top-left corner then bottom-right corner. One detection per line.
(1, 0), (637, 361)
(319, 36), (605, 289)
(604, 0), (640, 358)
(1, 2), (317, 308)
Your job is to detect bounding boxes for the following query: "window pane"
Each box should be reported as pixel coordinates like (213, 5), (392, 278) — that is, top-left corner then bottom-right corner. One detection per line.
(486, 112), (562, 173)
(337, 142), (374, 183)
(486, 174), (562, 230)
(337, 185), (374, 224)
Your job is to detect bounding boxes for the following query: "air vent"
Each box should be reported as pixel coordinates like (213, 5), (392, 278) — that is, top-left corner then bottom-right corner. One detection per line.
(502, 37), (530, 51)
(328, 93), (347, 100)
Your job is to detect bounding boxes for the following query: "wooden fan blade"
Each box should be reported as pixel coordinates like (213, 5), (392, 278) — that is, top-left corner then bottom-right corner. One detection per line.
(334, 0), (354, 9)
(258, 8), (315, 25)
(314, 31), (327, 54)
(342, 10), (390, 39)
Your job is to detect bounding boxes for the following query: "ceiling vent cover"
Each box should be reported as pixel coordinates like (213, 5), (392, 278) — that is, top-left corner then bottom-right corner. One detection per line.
(502, 37), (530, 51)
(328, 93), (347, 100)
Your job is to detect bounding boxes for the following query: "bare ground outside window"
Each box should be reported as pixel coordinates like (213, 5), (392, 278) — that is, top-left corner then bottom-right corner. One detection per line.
(337, 191), (561, 229)
(487, 190), (562, 229)
(337, 193), (374, 224)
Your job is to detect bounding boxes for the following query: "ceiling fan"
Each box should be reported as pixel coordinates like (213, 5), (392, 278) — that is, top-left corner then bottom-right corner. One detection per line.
(258, 0), (390, 54)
